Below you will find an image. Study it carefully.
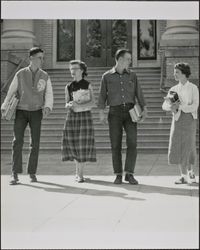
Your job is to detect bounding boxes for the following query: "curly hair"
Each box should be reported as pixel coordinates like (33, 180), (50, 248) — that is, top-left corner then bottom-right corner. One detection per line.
(69, 60), (88, 78)
(174, 62), (191, 78)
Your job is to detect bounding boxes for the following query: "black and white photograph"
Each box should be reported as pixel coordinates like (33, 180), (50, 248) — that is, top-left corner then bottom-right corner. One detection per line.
(1, 1), (199, 249)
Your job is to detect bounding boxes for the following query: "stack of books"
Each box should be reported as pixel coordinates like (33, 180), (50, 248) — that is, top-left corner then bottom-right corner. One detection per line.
(129, 103), (142, 122)
(4, 95), (19, 121)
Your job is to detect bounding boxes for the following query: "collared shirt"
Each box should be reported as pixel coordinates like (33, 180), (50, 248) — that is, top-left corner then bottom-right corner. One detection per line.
(162, 81), (199, 120)
(97, 67), (146, 109)
(1, 66), (54, 111)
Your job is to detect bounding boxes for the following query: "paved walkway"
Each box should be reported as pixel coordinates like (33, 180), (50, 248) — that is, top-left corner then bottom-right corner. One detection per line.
(1, 153), (199, 249)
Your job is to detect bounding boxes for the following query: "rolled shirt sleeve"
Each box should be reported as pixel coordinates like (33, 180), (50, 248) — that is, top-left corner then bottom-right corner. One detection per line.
(1, 74), (18, 110)
(97, 74), (107, 109)
(44, 77), (54, 111)
(134, 74), (146, 109)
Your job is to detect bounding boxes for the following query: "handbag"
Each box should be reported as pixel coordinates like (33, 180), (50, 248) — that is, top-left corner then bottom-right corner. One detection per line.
(73, 89), (91, 104)
(3, 94), (19, 121)
(129, 101), (142, 122)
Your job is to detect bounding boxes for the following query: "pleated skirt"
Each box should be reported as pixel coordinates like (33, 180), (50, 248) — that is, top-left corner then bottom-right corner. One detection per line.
(62, 110), (96, 162)
(168, 112), (197, 167)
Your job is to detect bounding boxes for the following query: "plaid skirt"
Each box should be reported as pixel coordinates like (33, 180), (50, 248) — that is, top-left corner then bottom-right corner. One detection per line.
(168, 112), (197, 167)
(62, 110), (96, 162)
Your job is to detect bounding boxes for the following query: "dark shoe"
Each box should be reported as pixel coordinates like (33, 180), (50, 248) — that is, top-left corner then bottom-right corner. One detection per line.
(9, 173), (19, 185)
(175, 176), (187, 184)
(75, 175), (85, 183)
(125, 174), (138, 185)
(114, 175), (122, 184)
(77, 177), (85, 183)
(30, 174), (37, 182)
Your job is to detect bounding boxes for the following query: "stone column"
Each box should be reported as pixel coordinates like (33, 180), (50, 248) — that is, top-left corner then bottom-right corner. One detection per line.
(1, 20), (37, 50)
(159, 20), (199, 88)
(1, 20), (37, 91)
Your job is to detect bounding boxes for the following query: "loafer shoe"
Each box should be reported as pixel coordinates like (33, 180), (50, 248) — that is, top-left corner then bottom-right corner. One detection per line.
(9, 173), (19, 185)
(114, 175), (122, 184)
(125, 174), (138, 185)
(75, 175), (85, 183)
(30, 174), (37, 182)
(77, 177), (85, 183)
(175, 176), (187, 184)
(187, 171), (196, 184)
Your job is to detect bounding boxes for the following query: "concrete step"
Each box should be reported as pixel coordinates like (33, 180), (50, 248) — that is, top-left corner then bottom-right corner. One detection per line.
(0, 140), (171, 148)
(51, 97), (164, 105)
(0, 131), (172, 140)
(53, 93), (165, 100)
(1, 123), (173, 133)
(52, 83), (161, 90)
(52, 88), (163, 94)
(1, 123), (172, 130)
(1, 114), (173, 122)
(48, 70), (161, 76)
(0, 146), (168, 154)
(50, 74), (161, 79)
(0, 131), (171, 138)
(2, 134), (198, 145)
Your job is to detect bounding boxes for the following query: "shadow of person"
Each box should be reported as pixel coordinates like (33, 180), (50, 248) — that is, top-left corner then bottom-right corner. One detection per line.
(20, 180), (145, 202)
(85, 179), (199, 197)
(136, 183), (199, 197)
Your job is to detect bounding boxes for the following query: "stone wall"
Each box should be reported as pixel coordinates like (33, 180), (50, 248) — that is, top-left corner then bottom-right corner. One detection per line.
(34, 20), (54, 69)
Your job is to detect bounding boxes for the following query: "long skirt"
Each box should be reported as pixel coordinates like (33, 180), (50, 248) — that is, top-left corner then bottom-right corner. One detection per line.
(62, 110), (96, 162)
(168, 112), (197, 167)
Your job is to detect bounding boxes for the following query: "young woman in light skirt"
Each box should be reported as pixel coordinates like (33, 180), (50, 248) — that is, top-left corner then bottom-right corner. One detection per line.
(162, 62), (199, 184)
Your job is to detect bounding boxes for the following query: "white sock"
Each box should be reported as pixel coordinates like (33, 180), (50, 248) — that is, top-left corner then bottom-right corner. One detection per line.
(188, 169), (194, 174)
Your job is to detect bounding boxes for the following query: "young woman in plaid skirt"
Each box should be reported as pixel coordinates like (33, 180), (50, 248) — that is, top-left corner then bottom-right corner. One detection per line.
(62, 60), (96, 182)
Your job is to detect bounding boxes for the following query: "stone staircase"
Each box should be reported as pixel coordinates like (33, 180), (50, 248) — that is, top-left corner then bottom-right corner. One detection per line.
(1, 67), (199, 154)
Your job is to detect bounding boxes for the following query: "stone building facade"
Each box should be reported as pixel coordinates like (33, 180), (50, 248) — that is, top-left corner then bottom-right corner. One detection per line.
(1, 19), (199, 88)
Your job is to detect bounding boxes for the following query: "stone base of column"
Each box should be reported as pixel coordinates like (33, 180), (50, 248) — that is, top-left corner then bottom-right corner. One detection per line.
(160, 35), (199, 88)
(1, 37), (37, 50)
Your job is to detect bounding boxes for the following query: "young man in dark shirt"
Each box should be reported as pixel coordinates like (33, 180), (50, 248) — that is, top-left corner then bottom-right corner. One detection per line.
(98, 48), (147, 184)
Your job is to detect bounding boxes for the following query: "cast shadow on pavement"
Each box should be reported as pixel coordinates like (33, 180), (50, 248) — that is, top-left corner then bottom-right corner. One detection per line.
(20, 180), (146, 202)
(86, 179), (199, 197)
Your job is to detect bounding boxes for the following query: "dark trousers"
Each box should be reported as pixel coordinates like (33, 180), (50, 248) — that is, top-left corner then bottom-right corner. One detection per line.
(108, 104), (137, 175)
(12, 109), (43, 174)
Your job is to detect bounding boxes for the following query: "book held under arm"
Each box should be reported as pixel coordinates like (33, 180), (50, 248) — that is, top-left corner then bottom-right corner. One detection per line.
(73, 89), (91, 104)
(3, 95), (19, 121)
(129, 102), (142, 122)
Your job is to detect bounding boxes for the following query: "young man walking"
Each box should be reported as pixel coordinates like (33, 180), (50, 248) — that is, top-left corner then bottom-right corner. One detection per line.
(1, 47), (54, 184)
(98, 49), (147, 184)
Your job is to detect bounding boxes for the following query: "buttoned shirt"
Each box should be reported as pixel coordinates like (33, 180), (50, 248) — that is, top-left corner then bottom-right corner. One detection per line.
(97, 67), (146, 109)
(162, 81), (199, 120)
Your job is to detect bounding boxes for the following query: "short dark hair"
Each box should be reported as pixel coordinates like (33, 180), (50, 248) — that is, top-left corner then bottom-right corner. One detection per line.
(69, 60), (88, 78)
(29, 47), (44, 57)
(115, 48), (132, 61)
(174, 62), (191, 78)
